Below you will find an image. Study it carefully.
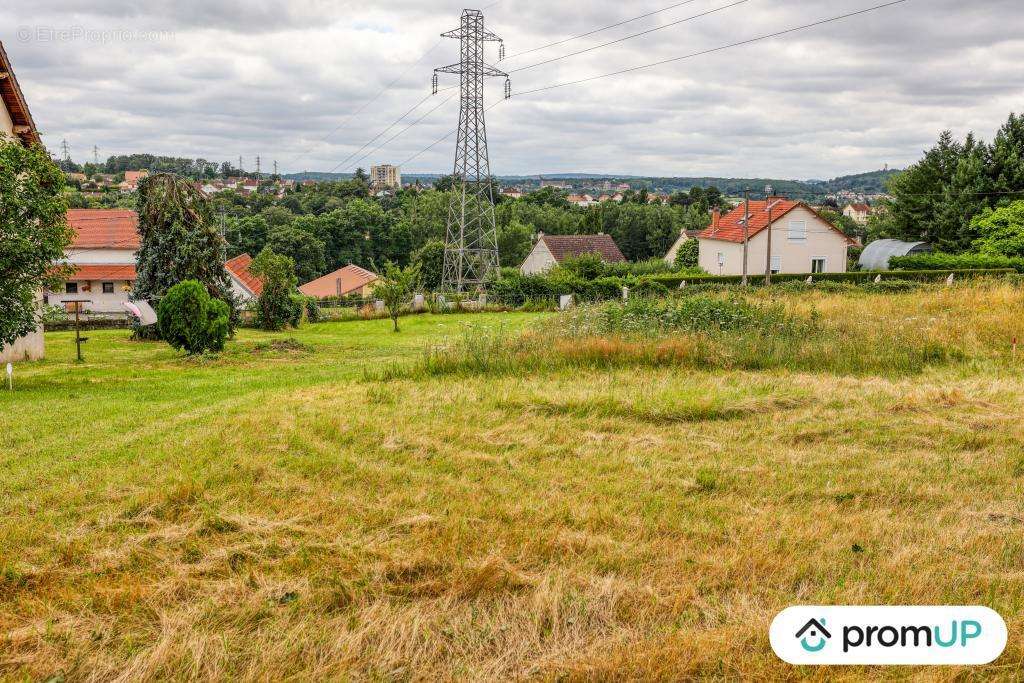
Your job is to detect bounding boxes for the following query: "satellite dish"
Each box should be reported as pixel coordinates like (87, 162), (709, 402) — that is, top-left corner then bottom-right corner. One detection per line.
(124, 300), (158, 326)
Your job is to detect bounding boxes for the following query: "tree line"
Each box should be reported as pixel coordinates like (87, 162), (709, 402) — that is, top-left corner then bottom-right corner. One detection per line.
(209, 179), (727, 287)
(871, 112), (1024, 254)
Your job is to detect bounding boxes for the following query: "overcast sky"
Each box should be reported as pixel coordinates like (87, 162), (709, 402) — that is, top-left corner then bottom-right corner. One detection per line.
(3, 0), (1022, 179)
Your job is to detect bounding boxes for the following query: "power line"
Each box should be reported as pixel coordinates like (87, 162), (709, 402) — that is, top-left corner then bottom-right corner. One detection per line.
(393, 0), (913, 169)
(284, 0), (507, 174)
(514, 0), (911, 96)
(349, 93), (459, 171)
(326, 92), (436, 174)
(321, 1), (726, 174)
(508, 0), (752, 75)
(502, 0), (707, 61)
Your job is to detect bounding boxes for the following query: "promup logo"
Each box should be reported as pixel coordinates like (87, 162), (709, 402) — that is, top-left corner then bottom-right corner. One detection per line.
(771, 607), (1007, 666)
(795, 618), (831, 653)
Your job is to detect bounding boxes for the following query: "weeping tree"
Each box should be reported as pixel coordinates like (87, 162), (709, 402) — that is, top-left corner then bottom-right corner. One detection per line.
(133, 174), (236, 334)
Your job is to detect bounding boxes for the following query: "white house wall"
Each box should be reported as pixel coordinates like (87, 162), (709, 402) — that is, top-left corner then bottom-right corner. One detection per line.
(66, 248), (137, 265)
(48, 281), (135, 314)
(699, 206), (849, 276)
(0, 102), (14, 137)
(0, 293), (44, 362)
(520, 241), (557, 275)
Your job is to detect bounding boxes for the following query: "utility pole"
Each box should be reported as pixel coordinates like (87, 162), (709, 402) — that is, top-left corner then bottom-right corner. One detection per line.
(60, 139), (72, 169)
(239, 155), (244, 175)
(741, 187), (750, 286)
(764, 184), (775, 286)
(433, 9), (510, 292)
(93, 145), (99, 165)
(255, 155), (262, 182)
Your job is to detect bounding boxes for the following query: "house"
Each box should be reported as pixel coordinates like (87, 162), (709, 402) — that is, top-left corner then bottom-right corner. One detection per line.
(49, 209), (141, 314)
(663, 228), (704, 264)
(843, 203), (871, 225)
(52, 210), (273, 311)
(225, 253), (264, 302)
(299, 265), (380, 299)
(520, 233), (626, 275)
(697, 197), (855, 276)
(119, 169), (149, 192)
(567, 194), (597, 208)
(858, 239), (932, 271)
(1, 41), (45, 363)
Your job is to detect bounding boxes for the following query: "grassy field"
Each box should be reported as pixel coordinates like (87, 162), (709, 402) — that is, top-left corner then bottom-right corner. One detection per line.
(3, 284), (1024, 680)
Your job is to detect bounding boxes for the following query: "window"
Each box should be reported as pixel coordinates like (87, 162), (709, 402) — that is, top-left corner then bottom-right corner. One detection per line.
(811, 258), (827, 274)
(102, 282), (115, 294)
(770, 256), (782, 274)
(788, 220), (807, 241)
(65, 282), (79, 294)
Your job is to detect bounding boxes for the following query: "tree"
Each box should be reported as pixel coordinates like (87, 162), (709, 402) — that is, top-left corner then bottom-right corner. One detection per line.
(134, 174), (234, 306)
(885, 131), (964, 247)
(434, 174), (458, 193)
(354, 167), (369, 183)
(971, 201), (1024, 257)
(249, 248), (300, 330)
(266, 225), (326, 283)
(374, 262), (421, 333)
(411, 240), (445, 291)
(497, 220), (534, 269)
(157, 280), (231, 355)
(0, 140), (72, 348)
(674, 238), (699, 269)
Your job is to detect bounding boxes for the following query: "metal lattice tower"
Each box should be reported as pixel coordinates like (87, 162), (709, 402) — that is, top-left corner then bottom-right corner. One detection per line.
(434, 9), (509, 292)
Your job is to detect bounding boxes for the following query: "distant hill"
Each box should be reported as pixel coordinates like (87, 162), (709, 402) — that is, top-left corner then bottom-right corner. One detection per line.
(283, 168), (902, 197)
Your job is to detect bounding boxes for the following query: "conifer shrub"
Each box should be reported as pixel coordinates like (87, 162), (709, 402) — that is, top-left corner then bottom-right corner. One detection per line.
(158, 280), (231, 355)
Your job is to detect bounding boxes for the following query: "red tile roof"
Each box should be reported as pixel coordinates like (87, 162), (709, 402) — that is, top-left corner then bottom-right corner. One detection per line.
(848, 203), (871, 213)
(299, 265), (379, 299)
(67, 209), (141, 249)
(68, 265), (137, 281)
(540, 234), (626, 264)
(225, 253), (264, 296)
(699, 199), (855, 244)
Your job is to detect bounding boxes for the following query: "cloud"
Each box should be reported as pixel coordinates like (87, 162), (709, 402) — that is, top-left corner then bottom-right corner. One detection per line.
(3, 0), (1022, 178)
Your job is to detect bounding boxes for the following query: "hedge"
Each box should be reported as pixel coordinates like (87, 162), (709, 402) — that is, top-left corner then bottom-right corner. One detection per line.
(647, 269), (1018, 288)
(890, 253), (1024, 273)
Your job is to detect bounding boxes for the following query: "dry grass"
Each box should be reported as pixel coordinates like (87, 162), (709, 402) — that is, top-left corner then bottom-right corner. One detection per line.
(2, 286), (1024, 680)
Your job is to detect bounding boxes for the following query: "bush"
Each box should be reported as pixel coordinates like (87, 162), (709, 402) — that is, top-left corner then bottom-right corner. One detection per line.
(631, 279), (670, 298)
(674, 238), (699, 270)
(304, 296), (321, 323)
(649, 268), (1017, 288)
(288, 294), (306, 328)
(890, 252), (1024, 273)
(157, 280), (231, 355)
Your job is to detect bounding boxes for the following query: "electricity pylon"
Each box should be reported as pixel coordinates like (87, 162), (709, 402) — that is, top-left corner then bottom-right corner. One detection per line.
(434, 9), (510, 292)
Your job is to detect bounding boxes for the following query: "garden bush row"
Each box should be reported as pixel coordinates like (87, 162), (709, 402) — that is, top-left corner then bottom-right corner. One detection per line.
(889, 253), (1024, 273)
(647, 268), (1017, 288)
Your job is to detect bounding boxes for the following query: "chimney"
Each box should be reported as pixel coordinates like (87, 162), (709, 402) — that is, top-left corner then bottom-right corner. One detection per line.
(711, 209), (721, 234)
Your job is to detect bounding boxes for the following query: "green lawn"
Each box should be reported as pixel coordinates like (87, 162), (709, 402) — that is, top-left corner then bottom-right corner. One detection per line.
(2, 304), (1024, 680)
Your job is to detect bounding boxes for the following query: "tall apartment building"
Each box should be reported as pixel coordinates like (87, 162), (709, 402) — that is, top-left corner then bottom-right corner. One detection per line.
(370, 164), (402, 190)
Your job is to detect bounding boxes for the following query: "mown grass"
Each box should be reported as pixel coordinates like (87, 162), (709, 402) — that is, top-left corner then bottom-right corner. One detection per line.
(2, 285), (1024, 680)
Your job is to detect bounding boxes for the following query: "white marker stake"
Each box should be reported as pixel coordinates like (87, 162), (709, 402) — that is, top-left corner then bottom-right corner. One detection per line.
(6, 363), (12, 392)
